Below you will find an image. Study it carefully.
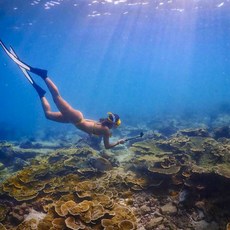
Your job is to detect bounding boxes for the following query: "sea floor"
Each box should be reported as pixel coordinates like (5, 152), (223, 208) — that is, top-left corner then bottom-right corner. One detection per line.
(0, 114), (230, 230)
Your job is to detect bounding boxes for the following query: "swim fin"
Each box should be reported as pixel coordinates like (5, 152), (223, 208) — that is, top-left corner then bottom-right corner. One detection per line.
(9, 47), (34, 84)
(32, 82), (46, 98)
(9, 46), (46, 98)
(0, 40), (48, 79)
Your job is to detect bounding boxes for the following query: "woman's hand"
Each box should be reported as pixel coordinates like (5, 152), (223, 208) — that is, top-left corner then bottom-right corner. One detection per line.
(118, 139), (125, 145)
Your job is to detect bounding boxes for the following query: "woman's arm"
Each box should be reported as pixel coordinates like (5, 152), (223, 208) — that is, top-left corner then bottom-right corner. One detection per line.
(103, 134), (125, 149)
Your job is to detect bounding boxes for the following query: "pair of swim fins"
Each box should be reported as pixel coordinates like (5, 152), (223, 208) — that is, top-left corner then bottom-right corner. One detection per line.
(0, 40), (47, 97)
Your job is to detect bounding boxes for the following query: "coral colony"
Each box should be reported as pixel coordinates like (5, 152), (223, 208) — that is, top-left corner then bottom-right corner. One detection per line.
(0, 123), (230, 229)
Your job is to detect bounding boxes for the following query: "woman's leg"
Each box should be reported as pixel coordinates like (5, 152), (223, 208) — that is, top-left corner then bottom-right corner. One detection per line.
(41, 97), (70, 123)
(43, 77), (83, 123)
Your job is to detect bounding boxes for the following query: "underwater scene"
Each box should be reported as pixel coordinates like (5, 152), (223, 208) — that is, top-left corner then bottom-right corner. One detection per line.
(1, 0), (230, 229)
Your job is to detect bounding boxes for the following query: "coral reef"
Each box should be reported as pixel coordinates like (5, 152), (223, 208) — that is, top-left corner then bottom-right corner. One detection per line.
(0, 122), (230, 229)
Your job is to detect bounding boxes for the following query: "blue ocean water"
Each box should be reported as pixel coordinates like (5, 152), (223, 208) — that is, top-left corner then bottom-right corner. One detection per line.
(0, 0), (230, 139)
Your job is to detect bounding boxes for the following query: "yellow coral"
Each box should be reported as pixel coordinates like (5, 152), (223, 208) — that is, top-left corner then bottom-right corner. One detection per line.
(75, 180), (97, 192)
(90, 203), (105, 221)
(61, 200), (77, 214)
(69, 200), (93, 215)
(52, 218), (65, 229)
(148, 165), (181, 175)
(214, 164), (230, 179)
(65, 216), (85, 230)
(54, 201), (66, 216)
(118, 220), (136, 230)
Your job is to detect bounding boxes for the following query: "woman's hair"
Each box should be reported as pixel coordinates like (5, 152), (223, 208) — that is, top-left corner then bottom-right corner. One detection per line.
(99, 112), (121, 129)
(99, 118), (114, 129)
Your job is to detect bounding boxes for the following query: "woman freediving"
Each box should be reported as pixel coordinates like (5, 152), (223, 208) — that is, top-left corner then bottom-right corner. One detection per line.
(0, 40), (125, 149)
(38, 76), (125, 149)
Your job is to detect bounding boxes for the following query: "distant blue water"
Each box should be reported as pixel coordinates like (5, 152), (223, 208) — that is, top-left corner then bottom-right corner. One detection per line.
(1, 0), (230, 139)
